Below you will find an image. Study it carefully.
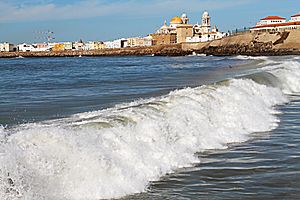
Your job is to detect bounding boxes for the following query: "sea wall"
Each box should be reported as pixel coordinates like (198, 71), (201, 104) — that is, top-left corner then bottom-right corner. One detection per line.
(183, 29), (300, 56)
(0, 44), (187, 58)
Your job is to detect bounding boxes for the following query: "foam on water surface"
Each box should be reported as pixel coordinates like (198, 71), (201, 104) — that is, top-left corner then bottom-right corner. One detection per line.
(0, 58), (300, 200)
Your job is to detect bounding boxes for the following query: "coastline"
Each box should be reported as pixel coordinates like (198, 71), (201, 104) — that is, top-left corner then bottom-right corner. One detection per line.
(0, 44), (188, 58)
(1, 29), (300, 58)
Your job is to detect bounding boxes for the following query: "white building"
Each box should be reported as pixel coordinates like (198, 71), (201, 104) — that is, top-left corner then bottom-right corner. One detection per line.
(17, 43), (36, 52)
(143, 36), (153, 46)
(83, 42), (94, 50)
(251, 14), (300, 32)
(73, 42), (84, 51)
(104, 39), (127, 49)
(256, 16), (286, 26)
(64, 42), (74, 50)
(186, 31), (225, 43)
(104, 39), (121, 49)
(32, 43), (51, 52)
(127, 36), (153, 47)
(291, 13), (300, 22)
(0, 43), (16, 52)
(47, 42), (58, 50)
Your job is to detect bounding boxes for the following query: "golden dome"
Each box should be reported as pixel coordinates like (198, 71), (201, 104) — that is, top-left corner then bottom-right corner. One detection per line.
(170, 16), (183, 24)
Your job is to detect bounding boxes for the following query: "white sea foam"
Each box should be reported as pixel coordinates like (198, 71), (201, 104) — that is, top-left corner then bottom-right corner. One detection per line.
(0, 59), (300, 200)
(266, 61), (300, 94)
(234, 55), (269, 60)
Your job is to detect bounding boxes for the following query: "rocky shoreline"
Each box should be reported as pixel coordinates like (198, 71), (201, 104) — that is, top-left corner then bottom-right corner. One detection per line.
(195, 42), (300, 56)
(1, 30), (300, 58)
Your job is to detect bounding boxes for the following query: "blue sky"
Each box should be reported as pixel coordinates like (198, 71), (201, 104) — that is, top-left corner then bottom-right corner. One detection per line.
(0, 0), (300, 43)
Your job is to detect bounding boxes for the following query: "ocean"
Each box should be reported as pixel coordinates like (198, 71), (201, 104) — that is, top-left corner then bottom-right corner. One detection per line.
(0, 55), (299, 199)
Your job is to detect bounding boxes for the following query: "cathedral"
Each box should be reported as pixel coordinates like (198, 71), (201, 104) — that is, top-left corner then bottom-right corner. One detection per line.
(154, 11), (225, 44)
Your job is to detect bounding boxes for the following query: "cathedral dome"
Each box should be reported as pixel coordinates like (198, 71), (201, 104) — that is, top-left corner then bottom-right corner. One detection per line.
(170, 16), (183, 24)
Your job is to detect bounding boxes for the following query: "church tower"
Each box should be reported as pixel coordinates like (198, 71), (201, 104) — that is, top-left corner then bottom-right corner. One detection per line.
(201, 11), (211, 33)
(181, 13), (189, 24)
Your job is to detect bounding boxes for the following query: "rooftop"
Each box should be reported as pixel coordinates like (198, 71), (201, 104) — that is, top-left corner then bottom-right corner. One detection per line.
(261, 16), (286, 20)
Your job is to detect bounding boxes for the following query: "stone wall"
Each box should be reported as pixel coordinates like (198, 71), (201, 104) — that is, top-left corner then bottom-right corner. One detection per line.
(183, 29), (300, 56)
(0, 44), (187, 58)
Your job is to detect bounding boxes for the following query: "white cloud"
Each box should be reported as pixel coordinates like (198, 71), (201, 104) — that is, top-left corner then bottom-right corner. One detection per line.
(0, 0), (253, 23)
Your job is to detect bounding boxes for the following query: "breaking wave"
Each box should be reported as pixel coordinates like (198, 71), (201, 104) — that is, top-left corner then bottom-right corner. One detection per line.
(0, 58), (300, 200)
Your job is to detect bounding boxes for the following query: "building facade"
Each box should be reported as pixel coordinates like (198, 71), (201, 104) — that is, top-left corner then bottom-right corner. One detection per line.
(256, 16), (286, 26)
(53, 43), (65, 51)
(291, 14), (300, 22)
(176, 24), (194, 43)
(104, 39), (128, 49)
(251, 14), (300, 32)
(64, 42), (74, 50)
(32, 43), (50, 52)
(73, 42), (84, 50)
(150, 33), (177, 46)
(93, 42), (106, 50)
(127, 37), (153, 47)
(84, 42), (94, 50)
(0, 43), (16, 52)
(18, 43), (36, 52)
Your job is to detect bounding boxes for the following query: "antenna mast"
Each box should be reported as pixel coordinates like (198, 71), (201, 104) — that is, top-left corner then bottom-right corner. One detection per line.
(35, 30), (55, 43)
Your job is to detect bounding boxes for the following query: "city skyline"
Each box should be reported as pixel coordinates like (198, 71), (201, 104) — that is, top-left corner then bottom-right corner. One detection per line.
(1, 0), (300, 43)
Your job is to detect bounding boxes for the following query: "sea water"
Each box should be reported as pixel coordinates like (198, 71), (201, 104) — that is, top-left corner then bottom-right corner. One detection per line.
(0, 55), (299, 199)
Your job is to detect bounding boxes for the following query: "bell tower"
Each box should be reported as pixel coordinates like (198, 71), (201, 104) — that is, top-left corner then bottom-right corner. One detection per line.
(201, 11), (211, 33)
(181, 13), (189, 24)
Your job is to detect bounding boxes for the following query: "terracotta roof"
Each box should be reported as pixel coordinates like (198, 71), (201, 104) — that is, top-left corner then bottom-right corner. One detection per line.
(261, 16), (286, 20)
(253, 21), (300, 29)
(291, 13), (300, 17)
